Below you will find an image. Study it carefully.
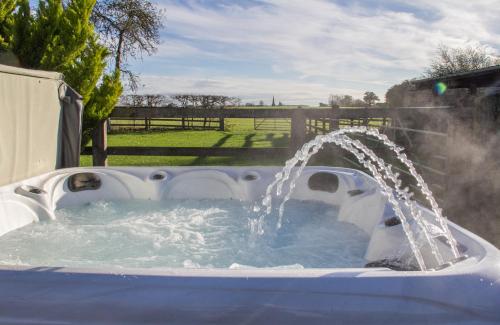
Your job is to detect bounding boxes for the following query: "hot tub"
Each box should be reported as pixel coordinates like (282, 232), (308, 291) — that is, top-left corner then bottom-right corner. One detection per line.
(0, 166), (499, 324)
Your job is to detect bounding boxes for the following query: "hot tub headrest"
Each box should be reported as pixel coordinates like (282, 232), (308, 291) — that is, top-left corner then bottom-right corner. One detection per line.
(307, 172), (339, 193)
(68, 173), (102, 192)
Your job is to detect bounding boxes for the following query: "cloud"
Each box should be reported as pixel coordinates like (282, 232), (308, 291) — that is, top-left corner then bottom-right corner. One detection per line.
(132, 0), (500, 104)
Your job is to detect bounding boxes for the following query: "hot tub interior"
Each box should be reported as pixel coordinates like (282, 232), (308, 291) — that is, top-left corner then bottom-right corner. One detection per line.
(0, 199), (369, 269)
(0, 166), (473, 271)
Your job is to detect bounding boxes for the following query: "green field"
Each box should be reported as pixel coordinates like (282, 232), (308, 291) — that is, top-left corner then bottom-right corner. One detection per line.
(80, 115), (388, 167)
(80, 118), (291, 166)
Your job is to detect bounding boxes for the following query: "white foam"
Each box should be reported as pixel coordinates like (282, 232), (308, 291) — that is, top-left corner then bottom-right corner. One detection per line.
(0, 199), (369, 269)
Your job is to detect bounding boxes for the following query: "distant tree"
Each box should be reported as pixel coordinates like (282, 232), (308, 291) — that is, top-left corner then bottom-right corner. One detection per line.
(328, 95), (339, 107)
(170, 94), (237, 129)
(170, 94), (238, 109)
(92, 0), (164, 90)
(259, 100), (264, 106)
(363, 91), (379, 106)
(425, 45), (500, 78)
(171, 94), (190, 107)
(5, 0), (122, 146)
(329, 94), (354, 107)
(230, 97), (242, 107)
(144, 94), (167, 106)
(352, 99), (366, 107)
(121, 94), (167, 106)
(120, 94), (143, 106)
(245, 102), (255, 107)
(278, 101), (283, 106)
(385, 80), (412, 107)
(341, 95), (353, 106)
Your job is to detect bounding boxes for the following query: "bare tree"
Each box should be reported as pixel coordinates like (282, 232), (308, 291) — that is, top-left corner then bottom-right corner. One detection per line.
(171, 94), (240, 108)
(92, 0), (164, 90)
(230, 97), (242, 107)
(170, 94), (240, 128)
(121, 94), (167, 106)
(363, 91), (379, 107)
(329, 94), (354, 107)
(171, 94), (190, 107)
(425, 45), (500, 78)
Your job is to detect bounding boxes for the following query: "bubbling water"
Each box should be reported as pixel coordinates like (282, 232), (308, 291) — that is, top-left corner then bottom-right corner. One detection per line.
(0, 199), (369, 269)
(256, 126), (461, 271)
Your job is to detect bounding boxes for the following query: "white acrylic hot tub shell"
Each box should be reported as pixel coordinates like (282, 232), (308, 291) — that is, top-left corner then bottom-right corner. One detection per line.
(0, 166), (499, 324)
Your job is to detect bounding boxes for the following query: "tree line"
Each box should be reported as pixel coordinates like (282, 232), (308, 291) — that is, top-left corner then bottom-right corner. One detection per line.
(323, 91), (380, 108)
(120, 94), (242, 108)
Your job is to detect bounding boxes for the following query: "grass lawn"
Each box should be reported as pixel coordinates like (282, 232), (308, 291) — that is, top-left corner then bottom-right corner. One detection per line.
(80, 116), (389, 167)
(80, 118), (291, 166)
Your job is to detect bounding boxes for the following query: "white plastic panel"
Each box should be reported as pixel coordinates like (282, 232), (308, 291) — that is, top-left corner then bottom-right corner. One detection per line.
(51, 171), (138, 209)
(0, 199), (38, 237)
(162, 170), (244, 200)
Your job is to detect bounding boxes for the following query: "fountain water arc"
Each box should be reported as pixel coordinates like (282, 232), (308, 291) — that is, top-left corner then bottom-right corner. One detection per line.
(258, 126), (461, 270)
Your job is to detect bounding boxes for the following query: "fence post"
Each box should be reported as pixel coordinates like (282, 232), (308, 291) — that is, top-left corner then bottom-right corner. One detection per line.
(386, 110), (396, 142)
(92, 119), (108, 166)
(329, 105), (339, 131)
(290, 109), (306, 153)
(219, 117), (224, 131)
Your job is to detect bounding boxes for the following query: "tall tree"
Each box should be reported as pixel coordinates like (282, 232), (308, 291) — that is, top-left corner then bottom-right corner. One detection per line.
(425, 45), (500, 78)
(0, 0), (16, 50)
(363, 91), (379, 107)
(91, 0), (163, 90)
(7, 0), (122, 145)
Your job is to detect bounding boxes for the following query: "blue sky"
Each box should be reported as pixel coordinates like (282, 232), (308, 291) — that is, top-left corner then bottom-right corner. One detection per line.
(128, 0), (500, 105)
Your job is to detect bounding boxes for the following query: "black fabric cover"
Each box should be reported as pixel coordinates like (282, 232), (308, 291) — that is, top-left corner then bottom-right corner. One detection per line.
(58, 84), (83, 168)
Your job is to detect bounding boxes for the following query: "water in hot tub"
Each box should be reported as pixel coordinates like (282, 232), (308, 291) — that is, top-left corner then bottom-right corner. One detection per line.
(0, 199), (369, 269)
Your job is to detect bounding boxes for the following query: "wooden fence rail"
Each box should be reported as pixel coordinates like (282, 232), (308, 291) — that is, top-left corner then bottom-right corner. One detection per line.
(109, 106), (456, 119)
(83, 146), (289, 157)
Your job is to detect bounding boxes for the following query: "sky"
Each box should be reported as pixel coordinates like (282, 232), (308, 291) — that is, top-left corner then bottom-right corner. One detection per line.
(128, 0), (500, 105)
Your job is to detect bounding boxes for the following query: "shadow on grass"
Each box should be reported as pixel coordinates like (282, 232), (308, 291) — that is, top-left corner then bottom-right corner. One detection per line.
(192, 134), (233, 165)
(243, 133), (256, 147)
(267, 133), (289, 147)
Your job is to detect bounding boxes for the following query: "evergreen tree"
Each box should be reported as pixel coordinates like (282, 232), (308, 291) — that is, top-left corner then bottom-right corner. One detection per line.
(5, 0), (122, 146)
(0, 0), (17, 50)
